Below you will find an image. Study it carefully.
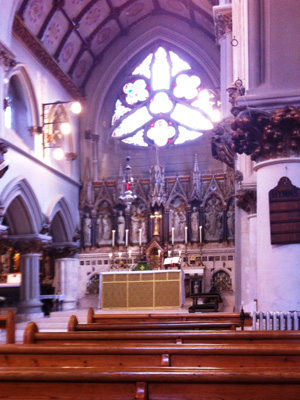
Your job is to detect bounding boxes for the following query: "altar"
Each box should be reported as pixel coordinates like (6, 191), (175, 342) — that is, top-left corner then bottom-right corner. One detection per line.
(99, 270), (185, 310)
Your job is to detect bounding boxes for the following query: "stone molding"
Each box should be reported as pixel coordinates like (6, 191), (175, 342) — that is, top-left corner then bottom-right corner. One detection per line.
(231, 105), (300, 162)
(213, 4), (232, 44)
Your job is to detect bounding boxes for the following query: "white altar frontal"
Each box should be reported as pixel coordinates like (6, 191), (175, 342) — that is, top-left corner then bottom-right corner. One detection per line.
(99, 270), (185, 310)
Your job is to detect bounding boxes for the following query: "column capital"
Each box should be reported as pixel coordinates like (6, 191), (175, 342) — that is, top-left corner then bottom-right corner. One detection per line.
(9, 234), (52, 254)
(231, 105), (300, 162)
(49, 244), (79, 259)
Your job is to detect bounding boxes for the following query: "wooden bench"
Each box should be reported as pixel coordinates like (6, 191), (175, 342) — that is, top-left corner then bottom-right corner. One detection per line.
(24, 321), (300, 345)
(0, 310), (15, 344)
(2, 342), (300, 369)
(68, 316), (239, 332)
(0, 365), (299, 399)
(87, 308), (252, 330)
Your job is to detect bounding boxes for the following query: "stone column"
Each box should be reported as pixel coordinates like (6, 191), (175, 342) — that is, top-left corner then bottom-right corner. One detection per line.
(54, 257), (79, 310)
(15, 238), (50, 314)
(19, 253), (42, 314)
(232, 105), (300, 311)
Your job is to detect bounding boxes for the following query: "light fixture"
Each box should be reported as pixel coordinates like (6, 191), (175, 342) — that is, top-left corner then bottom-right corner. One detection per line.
(38, 101), (81, 159)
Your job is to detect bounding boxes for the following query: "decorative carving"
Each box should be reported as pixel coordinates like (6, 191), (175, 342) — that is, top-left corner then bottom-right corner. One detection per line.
(0, 42), (16, 72)
(231, 106), (300, 162)
(0, 140), (9, 178)
(83, 213), (92, 247)
(214, 12), (232, 43)
(227, 80), (246, 117)
(204, 195), (223, 242)
(13, 238), (49, 254)
(211, 120), (235, 168)
(49, 245), (79, 259)
(236, 189), (257, 214)
(65, 152), (77, 161)
(189, 154), (201, 201)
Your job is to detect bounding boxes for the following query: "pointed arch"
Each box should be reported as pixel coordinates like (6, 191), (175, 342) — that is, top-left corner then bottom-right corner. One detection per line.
(46, 195), (76, 243)
(0, 176), (43, 234)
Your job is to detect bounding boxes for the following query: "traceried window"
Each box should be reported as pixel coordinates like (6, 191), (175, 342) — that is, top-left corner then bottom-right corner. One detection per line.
(111, 47), (220, 148)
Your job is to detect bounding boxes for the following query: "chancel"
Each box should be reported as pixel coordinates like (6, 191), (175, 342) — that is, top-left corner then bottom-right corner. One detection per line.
(1, 1), (300, 398)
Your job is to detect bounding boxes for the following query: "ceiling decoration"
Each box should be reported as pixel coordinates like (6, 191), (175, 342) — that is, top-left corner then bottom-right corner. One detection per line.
(14, 0), (217, 98)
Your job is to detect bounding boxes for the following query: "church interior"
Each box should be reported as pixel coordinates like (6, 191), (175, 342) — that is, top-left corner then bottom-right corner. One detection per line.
(0, 0), (300, 397)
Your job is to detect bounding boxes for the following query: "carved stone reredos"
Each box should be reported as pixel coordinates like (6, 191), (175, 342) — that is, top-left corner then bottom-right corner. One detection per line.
(231, 105), (300, 162)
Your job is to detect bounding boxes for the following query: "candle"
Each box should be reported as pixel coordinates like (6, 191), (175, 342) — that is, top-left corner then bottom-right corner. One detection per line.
(109, 253), (112, 259)
(199, 225), (202, 243)
(119, 252), (122, 258)
(139, 228), (142, 246)
(125, 229), (129, 247)
(168, 250), (171, 257)
(158, 249), (161, 258)
(172, 227), (174, 244)
(185, 226), (188, 244)
(112, 230), (115, 247)
(129, 250), (132, 258)
(179, 250), (181, 257)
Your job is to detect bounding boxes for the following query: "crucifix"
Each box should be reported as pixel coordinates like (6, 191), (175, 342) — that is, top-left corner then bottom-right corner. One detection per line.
(150, 211), (162, 236)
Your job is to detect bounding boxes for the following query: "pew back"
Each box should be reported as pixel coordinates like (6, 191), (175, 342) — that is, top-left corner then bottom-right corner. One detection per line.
(0, 310), (15, 344)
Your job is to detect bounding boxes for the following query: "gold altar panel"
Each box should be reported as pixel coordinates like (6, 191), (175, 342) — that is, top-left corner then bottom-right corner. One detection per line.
(155, 281), (180, 307)
(128, 282), (153, 308)
(100, 271), (182, 310)
(101, 282), (127, 308)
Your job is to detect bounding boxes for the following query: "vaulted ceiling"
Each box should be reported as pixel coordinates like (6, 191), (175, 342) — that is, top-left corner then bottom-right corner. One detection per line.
(14, 0), (218, 98)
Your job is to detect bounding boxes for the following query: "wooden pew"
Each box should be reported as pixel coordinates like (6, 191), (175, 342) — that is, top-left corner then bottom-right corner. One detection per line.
(87, 307), (252, 330)
(24, 321), (300, 345)
(68, 315), (239, 332)
(2, 342), (300, 369)
(0, 365), (299, 399)
(0, 310), (15, 344)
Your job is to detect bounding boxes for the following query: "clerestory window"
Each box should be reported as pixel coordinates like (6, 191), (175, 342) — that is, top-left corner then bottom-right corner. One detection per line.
(111, 46), (220, 148)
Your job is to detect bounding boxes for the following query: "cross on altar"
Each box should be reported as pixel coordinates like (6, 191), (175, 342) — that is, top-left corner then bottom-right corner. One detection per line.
(150, 211), (162, 236)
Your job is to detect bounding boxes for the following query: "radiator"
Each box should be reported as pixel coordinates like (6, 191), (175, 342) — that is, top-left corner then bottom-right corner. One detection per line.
(251, 311), (300, 330)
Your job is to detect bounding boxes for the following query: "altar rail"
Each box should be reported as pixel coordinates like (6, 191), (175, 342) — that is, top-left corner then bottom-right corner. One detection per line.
(252, 311), (300, 330)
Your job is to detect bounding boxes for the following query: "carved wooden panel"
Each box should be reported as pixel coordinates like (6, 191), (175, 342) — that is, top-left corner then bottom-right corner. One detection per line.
(269, 177), (300, 244)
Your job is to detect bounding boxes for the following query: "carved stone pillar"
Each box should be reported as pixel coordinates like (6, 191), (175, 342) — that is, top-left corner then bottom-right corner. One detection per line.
(232, 106), (300, 311)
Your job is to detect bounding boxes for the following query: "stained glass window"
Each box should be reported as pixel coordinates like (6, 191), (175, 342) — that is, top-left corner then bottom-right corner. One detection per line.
(111, 46), (219, 147)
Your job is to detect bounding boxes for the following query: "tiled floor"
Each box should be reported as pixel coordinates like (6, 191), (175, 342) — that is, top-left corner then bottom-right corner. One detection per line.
(0, 295), (193, 344)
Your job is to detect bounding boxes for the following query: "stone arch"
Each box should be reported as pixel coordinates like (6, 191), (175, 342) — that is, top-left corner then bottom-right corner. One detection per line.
(0, 176), (43, 235)
(46, 195), (76, 243)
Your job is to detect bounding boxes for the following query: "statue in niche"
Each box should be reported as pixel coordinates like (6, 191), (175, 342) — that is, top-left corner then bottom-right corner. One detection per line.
(96, 215), (103, 246)
(83, 213), (92, 247)
(227, 203), (235, 240)
(102, 213), (111, 241)
(117, 210), (125, 244)
(191, 207), (199, 241)
(173, 210), (181, 239)
(204, 196), (223, 241)
(179, 210), (186, 238)
(131, 202), (147, 243)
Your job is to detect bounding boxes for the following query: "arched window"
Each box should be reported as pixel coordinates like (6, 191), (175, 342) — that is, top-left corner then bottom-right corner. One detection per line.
(4, 75), (34, 151)
(111, 46), (220, 148)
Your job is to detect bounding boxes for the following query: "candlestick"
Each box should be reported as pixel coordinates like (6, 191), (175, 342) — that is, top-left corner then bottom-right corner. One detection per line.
(125, 229), (129, 247)
(172, 227), (174, 244)
(185, 226), (188, 244)
(139, 228), (142, 246)
(199, 225), (202, 243)
(112, 230), (115, 247)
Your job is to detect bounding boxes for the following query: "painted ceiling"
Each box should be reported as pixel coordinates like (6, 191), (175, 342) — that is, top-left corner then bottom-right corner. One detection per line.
(14, 0), (218, 98)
